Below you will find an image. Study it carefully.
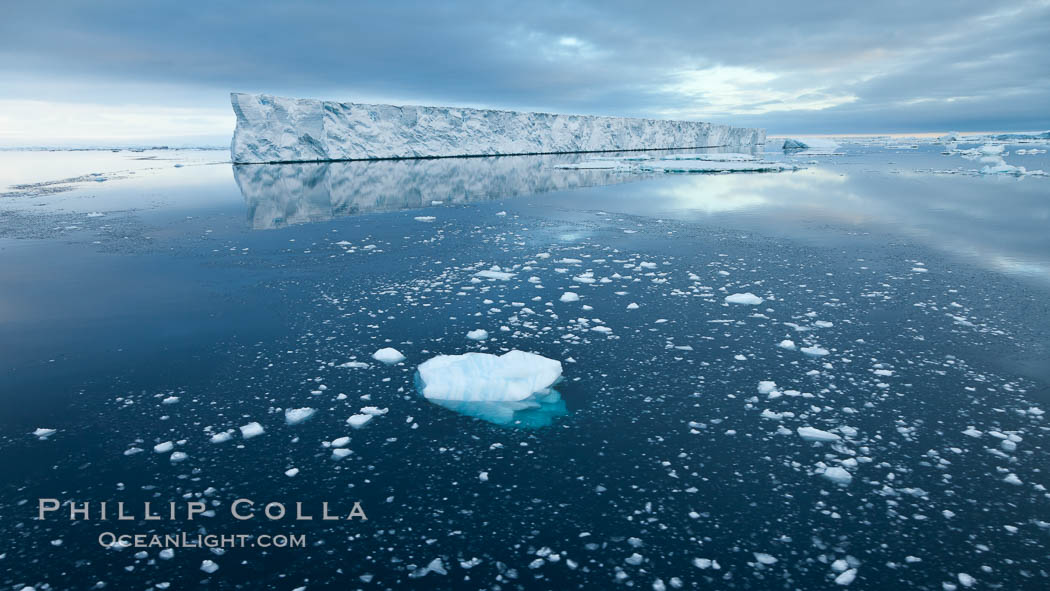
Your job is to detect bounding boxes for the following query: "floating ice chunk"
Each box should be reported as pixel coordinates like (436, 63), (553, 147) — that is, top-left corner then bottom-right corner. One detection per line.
(753, 553), (778, 565)
(560, 292), (580, 303)
(159, 548), (174, 559)
(777, 339), (796, 350)
(332, 448), (351, 459)
(284, 408), (316, 425)
(475, 269), (515, 280)
(210, 431), (233, 444)
(339, 361), (370, 369)
(591, 325), (613, 333)
(467, 329), (489, 341)
(413, 216), (436, 222)
(757, 381), (778, 394)
(372, 347), (406, 364)
(627, 302), (639, 310)
(962, 427), (982, 438)
(201, 559), (219, 573)
(835, 569), (857, 585)
(797, 426), (840, 442)
(801, 345), (829, 357)
(285, 468), (299, 477)
(725, 293), (763, 305)
(170, 451), (188, 463)
(347, 414), (373, 429)
(32, 428), (57, 440)
(782, 137), (840, 155)
(161, 396), (179, 404)
(822, 466), (853, 485)
(417, 351), (561, 402)
(416, 351), (566, 428)
(331, 436), (350, 447)
(239, 422), (265, 439)
(1003, 473), (1022, 486)
(409, 558), (448, 578)
(154, 441), (174, 453)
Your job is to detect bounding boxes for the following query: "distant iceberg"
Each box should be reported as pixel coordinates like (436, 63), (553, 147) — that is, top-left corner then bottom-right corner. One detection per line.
(779, 137), (841, 155)
(230, 93), (765, 163)
(414, 351), (567, 428)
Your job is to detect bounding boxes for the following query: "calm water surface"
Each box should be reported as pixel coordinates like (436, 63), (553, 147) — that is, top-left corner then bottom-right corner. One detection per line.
(1, 141), (1048, 590)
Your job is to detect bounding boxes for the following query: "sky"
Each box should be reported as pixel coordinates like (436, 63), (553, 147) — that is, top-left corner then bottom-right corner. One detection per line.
(1, 0), (1048, 146)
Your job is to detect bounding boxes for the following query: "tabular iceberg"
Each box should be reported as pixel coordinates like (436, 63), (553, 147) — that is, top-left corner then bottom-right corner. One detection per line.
(231, 93), (766, 164)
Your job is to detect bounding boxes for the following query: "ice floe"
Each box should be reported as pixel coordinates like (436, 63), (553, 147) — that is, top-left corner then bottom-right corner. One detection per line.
(372, 347), (406, 364)
(725, 292), (764, 305)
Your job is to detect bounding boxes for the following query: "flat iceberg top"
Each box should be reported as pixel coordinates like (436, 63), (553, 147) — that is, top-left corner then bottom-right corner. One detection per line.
(416, 350), (562, 402)
(230, 93), (765, 163)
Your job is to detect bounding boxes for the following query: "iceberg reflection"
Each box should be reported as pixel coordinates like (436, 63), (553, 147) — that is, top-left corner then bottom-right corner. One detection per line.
(233, 154), (648, 230)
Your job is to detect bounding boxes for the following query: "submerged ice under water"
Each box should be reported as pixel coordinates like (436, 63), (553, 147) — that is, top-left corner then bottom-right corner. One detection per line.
(0, 137), (1049, 590)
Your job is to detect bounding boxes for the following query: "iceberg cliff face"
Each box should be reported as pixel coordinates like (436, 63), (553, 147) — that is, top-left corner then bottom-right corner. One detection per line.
(231, 93), (765, 164)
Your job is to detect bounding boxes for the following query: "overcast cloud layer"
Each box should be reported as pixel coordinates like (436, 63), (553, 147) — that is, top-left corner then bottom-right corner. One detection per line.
(1, 0), (1048, 145)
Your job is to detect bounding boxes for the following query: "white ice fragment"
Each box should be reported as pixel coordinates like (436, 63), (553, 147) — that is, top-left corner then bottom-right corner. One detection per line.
(475, 269), (515, 281)
(560, 292), (580, 303)
(797, 427), (840, 442)
(801, 345), (829, 357)
(777, 339), (796, 350)
(201, 559), (219, 573)
(753, 553), (777, 565)
(280, 407), (315, 425)
(372, 347), (406, 364)
(285, 468), (299, 477)
(627, 302), (639, 310)
(414, 216), (436, 222)
(757, 381), (778, 394)
(466, 329), (489, 341)
(409, 557), (448, 578)
(725, 293), (763, 305)
(822, 466), (853, 485)
(210, 432), (233, 444)
(835, 569), (857, 585)
(239, 422), (265, 439)
(347, 414), (373, 429)
(32, 428), (57, 440)
(153, 441), (174, 453)
(417, 350), (561, 402)
(169, 451), (188, 462)
(1003, 473), (1022, 486)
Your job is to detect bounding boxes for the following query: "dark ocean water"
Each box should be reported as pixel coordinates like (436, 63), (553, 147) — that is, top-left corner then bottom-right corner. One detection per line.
(1, 141), (1048, 590)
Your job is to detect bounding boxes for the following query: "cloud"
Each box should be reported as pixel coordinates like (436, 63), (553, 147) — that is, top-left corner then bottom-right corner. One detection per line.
(0, 0), (1047, 144)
